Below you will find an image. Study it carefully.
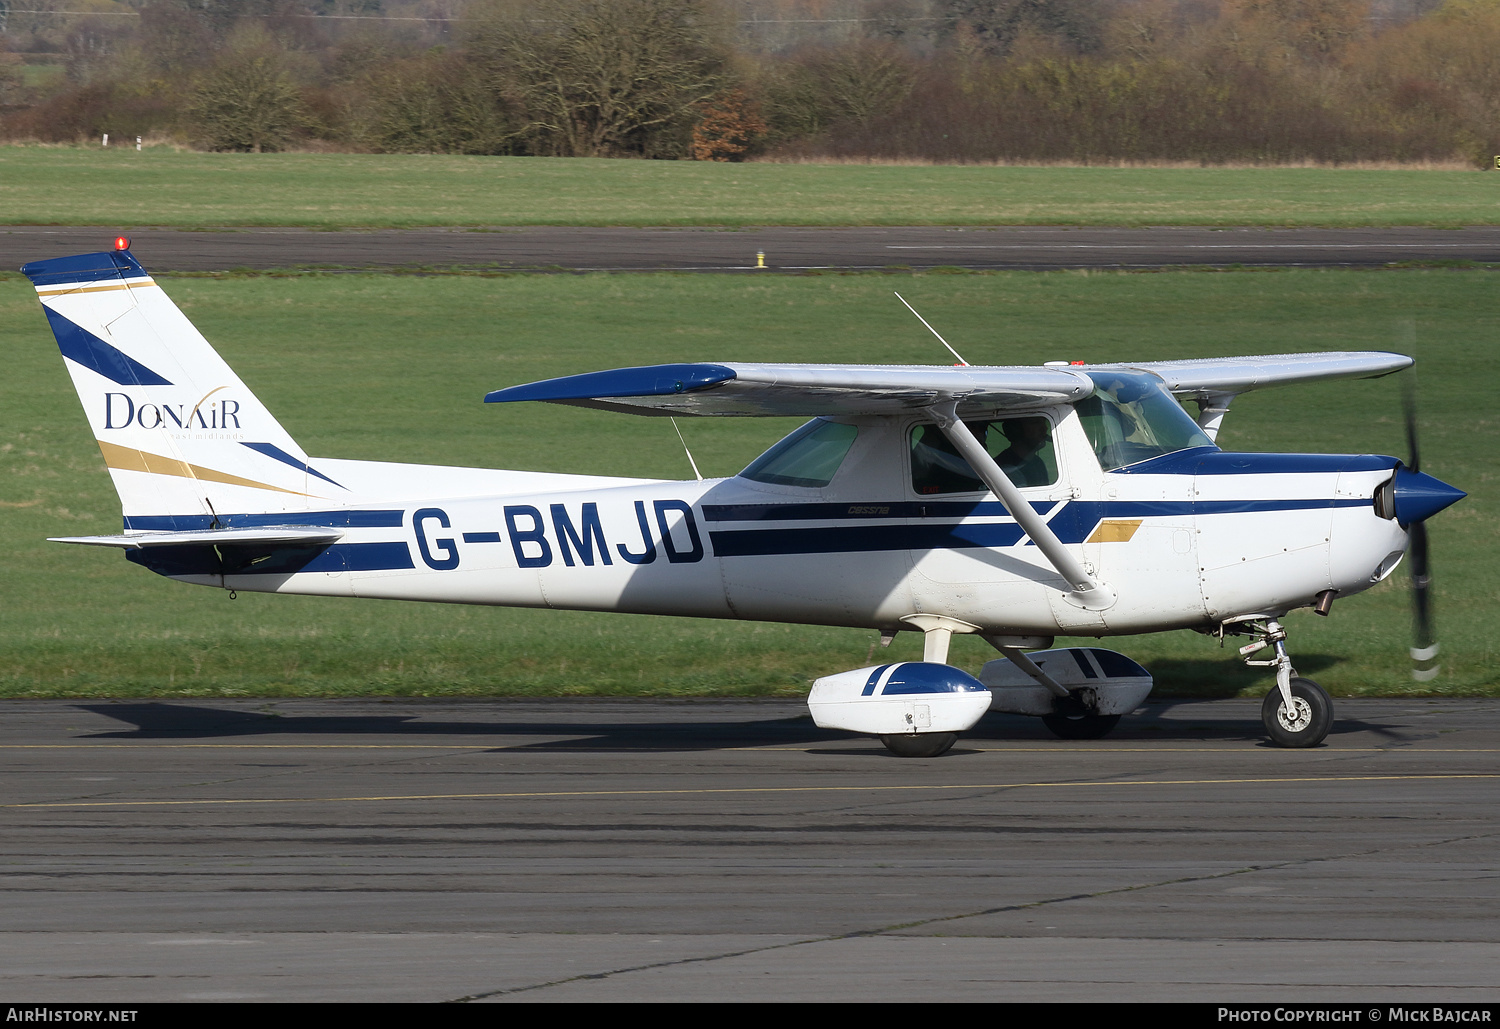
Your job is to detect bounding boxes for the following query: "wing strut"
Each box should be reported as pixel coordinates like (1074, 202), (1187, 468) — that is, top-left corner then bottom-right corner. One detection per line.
(1192, 391), (1237, 442)
(928, 401), (1116, 612)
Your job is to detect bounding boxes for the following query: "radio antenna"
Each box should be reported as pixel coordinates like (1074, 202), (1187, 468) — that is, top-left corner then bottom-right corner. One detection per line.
(894, 292), (969, 366)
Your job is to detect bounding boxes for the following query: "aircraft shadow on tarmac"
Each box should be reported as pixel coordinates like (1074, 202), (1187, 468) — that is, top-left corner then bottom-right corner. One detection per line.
(69, 691), (1397, 751)
(71, 702), (836, 748)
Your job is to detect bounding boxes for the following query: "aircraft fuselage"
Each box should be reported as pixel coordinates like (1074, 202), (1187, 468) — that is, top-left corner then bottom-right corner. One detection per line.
(129, 409), (1412, 638)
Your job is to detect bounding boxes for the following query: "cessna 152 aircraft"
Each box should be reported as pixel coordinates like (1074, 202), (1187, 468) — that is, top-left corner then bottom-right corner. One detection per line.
(23, 242), (1466, 756)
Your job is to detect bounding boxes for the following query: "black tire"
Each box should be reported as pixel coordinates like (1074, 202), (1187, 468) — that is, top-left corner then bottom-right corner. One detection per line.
(1261, 677), (1333, 748)
(880, 732), (957, 757)
(1040, 713), (1121, 740)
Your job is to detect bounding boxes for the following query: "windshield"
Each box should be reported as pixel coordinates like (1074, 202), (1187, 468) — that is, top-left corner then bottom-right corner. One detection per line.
(1077, 372), (1214, 471)
(741, 419), (858, 488)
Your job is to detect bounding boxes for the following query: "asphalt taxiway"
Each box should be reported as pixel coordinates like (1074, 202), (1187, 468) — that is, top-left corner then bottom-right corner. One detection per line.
(2, 697), (1496, 1002)
(7, 224), (1500, 273)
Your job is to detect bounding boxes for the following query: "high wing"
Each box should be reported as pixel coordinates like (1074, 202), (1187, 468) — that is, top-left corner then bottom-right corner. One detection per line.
(484, 352), (1412, 418)
(484, 363), (1094, 417)
(1095, 351), (1412, 400)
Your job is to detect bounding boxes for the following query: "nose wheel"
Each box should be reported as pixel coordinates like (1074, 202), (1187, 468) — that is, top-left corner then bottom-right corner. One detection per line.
(1260, 676), (1332, 748)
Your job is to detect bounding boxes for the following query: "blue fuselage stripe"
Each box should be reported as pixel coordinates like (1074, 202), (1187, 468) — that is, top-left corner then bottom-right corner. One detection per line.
(314, 542), (414, 572)
(1115, 449), (1398, 476)
(707, 497), (1369, 557)
(703, 500), (1057, 522)
(119, 492), (1375, 567)
(123, 510), (406, 531)
(127, 541), (414, 577)
(710, 521), (1030, 557)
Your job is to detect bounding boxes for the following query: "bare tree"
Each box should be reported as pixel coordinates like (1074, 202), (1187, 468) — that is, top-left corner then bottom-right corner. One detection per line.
(943, 0), (1107, 55)
(466, 0), (729, 157)
(355, 50), (516, 153)
(189, 25), (305, 152)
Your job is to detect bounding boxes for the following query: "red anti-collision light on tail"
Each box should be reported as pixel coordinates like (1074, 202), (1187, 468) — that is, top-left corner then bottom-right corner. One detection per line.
(113, 236), (131, 251)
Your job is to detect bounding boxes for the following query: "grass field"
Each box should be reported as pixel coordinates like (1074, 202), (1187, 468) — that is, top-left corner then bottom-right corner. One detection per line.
(3, 147), (1500, 228)
(1, 266), (1493, 699)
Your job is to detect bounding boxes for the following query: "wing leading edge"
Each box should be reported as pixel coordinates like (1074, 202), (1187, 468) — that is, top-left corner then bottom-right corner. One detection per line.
(1098, 351), (1413, 400)
(485, 352), (1412, 418)
(485, 362), (1094, 418)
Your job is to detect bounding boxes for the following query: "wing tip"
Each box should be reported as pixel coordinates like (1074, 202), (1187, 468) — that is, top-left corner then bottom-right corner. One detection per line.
(485, 363), (737, 405)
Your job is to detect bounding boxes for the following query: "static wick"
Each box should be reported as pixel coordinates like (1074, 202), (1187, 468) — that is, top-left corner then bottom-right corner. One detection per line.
(671, 417), (703, 481)
(894, 292), (968, 366)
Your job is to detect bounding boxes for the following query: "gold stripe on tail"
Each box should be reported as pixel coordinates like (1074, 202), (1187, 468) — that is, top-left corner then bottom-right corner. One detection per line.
(95, 440), (311, 497)
(36, 280), (157, 298)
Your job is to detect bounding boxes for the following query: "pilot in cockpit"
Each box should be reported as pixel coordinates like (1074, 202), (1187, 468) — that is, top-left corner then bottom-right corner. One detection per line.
(993, 417), (1052, 485)
(910, 416), (1057, 494)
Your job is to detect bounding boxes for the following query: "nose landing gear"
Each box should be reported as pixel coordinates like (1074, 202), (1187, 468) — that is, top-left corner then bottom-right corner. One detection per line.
(1236, 619), (1333, 748)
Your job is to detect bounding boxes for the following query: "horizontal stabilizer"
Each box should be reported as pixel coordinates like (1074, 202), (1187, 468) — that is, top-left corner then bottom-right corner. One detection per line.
(49, 526), (345, 549)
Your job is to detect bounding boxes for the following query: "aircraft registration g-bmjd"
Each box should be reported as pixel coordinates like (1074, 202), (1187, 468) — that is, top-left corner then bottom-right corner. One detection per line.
(23, 243), (1466, 756)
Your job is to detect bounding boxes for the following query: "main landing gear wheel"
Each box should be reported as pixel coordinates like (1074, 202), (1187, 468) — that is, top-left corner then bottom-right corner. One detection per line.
(1261, 677), (1333, 748)
(1040, 713), (1121, 740)
(880, 732), (957, 757)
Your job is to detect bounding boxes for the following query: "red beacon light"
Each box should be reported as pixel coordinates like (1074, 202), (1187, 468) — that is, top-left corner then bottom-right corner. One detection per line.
(113, 236), (131, 252)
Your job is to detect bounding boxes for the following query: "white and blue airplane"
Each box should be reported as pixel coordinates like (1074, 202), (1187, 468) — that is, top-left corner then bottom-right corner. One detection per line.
(23, 242), (1465, 755)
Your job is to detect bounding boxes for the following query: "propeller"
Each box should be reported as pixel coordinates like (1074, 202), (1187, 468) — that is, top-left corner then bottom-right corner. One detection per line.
(1402, 373), (1439, 682)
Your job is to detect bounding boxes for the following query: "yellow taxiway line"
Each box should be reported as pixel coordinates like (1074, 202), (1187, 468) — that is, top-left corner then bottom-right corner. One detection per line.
(6, 774), (1497, 810)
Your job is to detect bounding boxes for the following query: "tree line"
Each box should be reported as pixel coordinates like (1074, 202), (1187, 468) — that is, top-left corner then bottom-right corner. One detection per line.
(2, 0), (1497, 165)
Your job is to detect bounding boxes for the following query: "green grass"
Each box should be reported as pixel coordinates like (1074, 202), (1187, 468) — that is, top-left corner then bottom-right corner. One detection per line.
(1, 267), (1494, 699)
(17, 65), (65, 91)
(3, 147), (1500, 227)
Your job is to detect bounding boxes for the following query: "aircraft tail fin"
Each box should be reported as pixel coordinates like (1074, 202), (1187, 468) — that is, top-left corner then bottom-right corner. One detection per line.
(23, 247), (346, 528)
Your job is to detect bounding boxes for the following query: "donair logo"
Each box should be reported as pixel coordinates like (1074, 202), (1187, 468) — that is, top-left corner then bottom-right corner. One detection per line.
(102, 389), (242, 431)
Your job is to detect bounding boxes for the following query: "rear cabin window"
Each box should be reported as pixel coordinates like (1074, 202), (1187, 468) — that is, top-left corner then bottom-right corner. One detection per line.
(741, 419), (859, 488)
(909, 417), (1058, 495)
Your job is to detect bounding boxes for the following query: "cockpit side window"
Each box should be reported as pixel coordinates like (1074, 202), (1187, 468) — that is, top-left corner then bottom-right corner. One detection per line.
(1077, 371), (1215, 471)
(910, 417), (1058, 495)
(741, 419), (859, 488)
